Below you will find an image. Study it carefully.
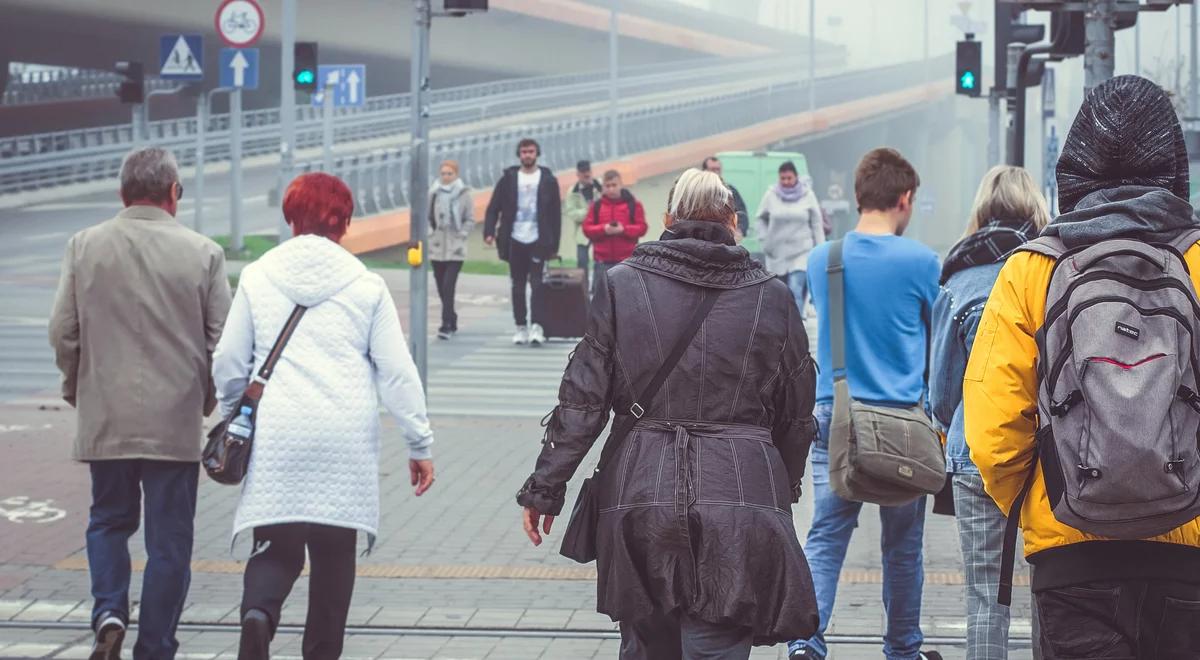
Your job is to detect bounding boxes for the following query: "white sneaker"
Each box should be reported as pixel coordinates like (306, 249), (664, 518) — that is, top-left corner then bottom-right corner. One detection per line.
(512, 325), (530, 345)
(528, 323), (545, 346)
(90, 613), (125, 660)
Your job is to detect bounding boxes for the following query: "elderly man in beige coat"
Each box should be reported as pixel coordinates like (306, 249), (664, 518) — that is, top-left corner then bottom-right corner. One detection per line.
(49, 147), (231, 660)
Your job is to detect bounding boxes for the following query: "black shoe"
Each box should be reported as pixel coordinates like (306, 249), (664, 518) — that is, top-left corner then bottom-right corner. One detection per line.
(437, 327), (451, 340)
(919, 652), (944, 660)
(90, 613), (125, 660)
(238, 609), (272, 660)
(789, 647), (823, 659)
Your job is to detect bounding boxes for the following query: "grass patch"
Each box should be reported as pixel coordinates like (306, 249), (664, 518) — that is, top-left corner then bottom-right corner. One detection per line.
(214, 235), (278, 261)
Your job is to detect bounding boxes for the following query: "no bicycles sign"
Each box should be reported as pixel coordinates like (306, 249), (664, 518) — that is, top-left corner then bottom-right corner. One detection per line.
(215, 0), (265, 48)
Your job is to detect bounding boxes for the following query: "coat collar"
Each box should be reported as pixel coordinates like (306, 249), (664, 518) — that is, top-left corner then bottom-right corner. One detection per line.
(624, 221), (774, 290)
(118, 205), (176, 223)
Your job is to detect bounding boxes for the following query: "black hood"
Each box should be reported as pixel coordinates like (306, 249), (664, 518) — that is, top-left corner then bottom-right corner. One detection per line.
(1056, 75), (1189, 213)
(624, 220), (774, 289)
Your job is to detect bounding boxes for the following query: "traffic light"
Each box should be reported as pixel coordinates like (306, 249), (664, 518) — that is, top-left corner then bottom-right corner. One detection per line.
(114, 61), (144, 104)
(956, 39), (982, 97)
(294, 42), (318, 92)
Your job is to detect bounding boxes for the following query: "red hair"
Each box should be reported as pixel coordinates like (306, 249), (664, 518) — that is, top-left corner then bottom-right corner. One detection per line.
(283, 172), (354, 242)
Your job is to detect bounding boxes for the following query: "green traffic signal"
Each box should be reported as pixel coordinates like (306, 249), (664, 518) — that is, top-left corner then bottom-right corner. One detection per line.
(295, 69), (315, 85)
(960, 71), (976, 90)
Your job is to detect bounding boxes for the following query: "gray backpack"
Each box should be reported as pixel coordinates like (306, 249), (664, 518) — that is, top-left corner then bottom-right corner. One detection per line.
(826, 239), (946, 506)
(997, 230), (1200, 605)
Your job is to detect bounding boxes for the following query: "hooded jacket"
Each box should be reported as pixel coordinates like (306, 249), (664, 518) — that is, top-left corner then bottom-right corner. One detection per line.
(963, 75), (1200, 588)
(484, 165), (562, 261)
(516, 221), (819, 643)
(582, 189), (648, 263)
(212, 235), (434, 546)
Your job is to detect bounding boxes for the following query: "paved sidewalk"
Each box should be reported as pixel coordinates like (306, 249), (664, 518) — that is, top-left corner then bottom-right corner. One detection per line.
(0, 268), (1036, 659)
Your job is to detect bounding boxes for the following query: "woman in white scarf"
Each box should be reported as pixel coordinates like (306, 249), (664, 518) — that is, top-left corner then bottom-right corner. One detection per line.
(428, 160), (475, 339)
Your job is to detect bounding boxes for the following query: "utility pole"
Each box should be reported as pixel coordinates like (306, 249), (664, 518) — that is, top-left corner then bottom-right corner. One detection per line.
(1083, 0), (1116, 94)
(923, 0), (929, 82)
(808, 0), (816, 112)
(1134, 20), (1141, 76)
(194, 92), (206, 233)
(279, 0), (297, 243)
(1006, 43), (1023, 165)
(1178, 4), (1184, 97)
(410, 0), (432, 389)
(608, 1), (619, 158)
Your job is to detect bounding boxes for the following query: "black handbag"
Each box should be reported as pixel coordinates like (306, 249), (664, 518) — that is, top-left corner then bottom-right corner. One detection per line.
(559, 287), (722, 563)
(202, 304), (306, 485)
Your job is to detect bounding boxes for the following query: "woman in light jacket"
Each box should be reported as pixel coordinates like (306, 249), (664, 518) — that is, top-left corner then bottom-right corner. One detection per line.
(428, 159), (475, 340)
(212, 172), (435, 660)
(754, 161), (824, 318)
(929, 165), (1049, 660)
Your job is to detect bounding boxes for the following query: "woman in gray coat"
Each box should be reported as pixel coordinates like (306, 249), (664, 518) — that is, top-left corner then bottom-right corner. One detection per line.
(428, 159), (475, 339)
(754, 162), (824, 318)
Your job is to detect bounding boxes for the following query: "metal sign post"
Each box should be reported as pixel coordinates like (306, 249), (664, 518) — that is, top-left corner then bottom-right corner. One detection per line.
(194, 92), (207, 233)
(322, 88), (335, 171)
(230, 87), (245, 252)
(410, 0), (433, 389)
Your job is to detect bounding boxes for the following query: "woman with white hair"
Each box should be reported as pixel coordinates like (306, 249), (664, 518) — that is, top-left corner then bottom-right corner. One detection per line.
(929, 165), (1051, 660)
(516, 168), (820, 658)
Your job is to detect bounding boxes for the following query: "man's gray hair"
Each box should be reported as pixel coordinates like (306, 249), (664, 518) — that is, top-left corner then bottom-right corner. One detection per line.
(120, 147), (179, 203)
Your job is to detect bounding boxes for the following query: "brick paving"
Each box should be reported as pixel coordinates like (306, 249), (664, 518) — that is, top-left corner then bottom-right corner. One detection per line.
(0, 267), (1037, 659)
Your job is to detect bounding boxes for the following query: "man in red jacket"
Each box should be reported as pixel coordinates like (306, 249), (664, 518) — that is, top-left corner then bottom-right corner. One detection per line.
(583, 170), (648, 303)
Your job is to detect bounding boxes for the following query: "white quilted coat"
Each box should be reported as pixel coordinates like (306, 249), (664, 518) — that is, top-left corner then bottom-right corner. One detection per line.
(212, 235), (433, 546)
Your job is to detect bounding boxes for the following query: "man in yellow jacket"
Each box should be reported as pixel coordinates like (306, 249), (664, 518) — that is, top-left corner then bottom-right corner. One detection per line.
(964, 75), (1200, 659)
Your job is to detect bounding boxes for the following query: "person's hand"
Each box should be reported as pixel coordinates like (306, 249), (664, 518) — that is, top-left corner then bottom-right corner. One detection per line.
(522, 506), (555, 546)
(409, 459), (435, 496)
(484, 235), (495, 247)
(604, 223), (622, 236)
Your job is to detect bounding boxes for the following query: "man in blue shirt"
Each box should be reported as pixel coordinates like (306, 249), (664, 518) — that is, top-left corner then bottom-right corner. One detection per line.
(790, 148), (941, 660)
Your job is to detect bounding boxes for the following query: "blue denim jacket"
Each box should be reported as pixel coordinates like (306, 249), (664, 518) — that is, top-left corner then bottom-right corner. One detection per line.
(929, 262), (1003, 474)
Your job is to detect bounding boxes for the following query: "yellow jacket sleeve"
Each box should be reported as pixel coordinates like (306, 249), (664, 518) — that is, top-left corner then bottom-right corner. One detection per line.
(962, 251), (1052, 515)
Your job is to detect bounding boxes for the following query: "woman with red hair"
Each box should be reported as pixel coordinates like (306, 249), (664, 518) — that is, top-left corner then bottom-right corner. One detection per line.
(212, 172), (436, 659)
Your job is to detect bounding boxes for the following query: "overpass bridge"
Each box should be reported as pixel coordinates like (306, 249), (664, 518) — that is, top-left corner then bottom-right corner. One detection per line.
(0, 0), (844, 134)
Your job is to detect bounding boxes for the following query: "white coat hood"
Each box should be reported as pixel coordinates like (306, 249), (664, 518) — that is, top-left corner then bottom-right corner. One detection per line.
(258, 234), (368, 307)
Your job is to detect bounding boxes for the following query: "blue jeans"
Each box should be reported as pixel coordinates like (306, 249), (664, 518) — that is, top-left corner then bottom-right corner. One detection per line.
(87, 459), (198, 660)
(786, 270), (809, 319)
(790, 402), (927, 660)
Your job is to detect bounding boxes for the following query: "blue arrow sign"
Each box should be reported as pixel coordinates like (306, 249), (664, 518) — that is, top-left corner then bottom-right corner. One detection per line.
(160, 35), (203, 81)
(312, 65), (366, 108)
(219, 48), (259, 89)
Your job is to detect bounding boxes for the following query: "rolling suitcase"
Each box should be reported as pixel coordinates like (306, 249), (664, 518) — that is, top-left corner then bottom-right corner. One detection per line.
(535, 262), (589, 340)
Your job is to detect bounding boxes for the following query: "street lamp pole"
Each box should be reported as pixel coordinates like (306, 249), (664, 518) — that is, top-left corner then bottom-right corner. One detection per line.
(410, 0), (433, 389)
(808, 0), (816, 113)
(608, 1), (620, 159)
(279, 0), (297, 243)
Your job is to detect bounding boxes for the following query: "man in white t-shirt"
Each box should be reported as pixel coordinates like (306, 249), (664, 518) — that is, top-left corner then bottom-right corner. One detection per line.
(484, 138), (562, 346)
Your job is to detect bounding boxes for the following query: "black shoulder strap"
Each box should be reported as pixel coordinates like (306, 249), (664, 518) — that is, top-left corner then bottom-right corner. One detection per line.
(998, 441), (1041, 606)
(257, 304), (307, 381)
(594, 288), (722, 473)
(593, 199), (603, 223)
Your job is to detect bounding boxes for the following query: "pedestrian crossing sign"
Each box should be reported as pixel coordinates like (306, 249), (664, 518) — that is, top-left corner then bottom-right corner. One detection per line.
(160, 34), (204, 81)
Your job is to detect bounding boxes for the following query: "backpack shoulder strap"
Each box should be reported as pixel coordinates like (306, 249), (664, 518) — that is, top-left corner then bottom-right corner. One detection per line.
(1014, 236), (1067, 260)
(1168, 228), (1200, 255)
(592, 199), (603, 222)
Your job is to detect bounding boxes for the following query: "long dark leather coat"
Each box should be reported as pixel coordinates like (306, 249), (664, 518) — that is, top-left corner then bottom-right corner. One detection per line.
(517, 221), (819, 644)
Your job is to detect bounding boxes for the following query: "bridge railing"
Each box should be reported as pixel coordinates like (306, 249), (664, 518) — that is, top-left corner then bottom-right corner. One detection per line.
(0, 53), (849, 195)
(2, 68), (178, 106)
(296, 57), (949, 222)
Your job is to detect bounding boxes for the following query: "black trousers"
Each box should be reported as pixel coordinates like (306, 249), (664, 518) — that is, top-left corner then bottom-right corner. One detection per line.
(432, 260), (463, 331)
(619, 611), (752, 660)
(1035, 578), (1200, 659)
(507, 239), (545, 327)
(240, 523), (357, 660)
